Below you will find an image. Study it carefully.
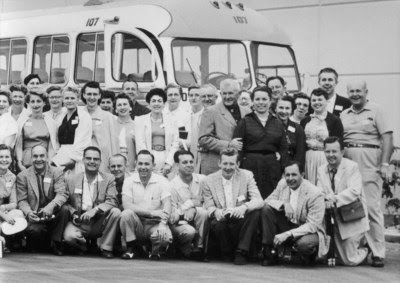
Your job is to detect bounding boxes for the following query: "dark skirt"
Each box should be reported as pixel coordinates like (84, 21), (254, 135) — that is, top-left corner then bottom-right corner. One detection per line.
(241, 153), (282, 199)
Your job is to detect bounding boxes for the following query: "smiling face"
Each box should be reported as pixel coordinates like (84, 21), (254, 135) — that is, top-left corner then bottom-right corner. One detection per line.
(177, 154), (194, 176)
(267, 79), (285, 102)
(166, 87), (181, 110)
(48, 89), (63, 110)
(310, 94), (327, 114)
(318, 72), (338, 96)
(220, 83), (239, 107)
(27, 78), (41, 90)
(83, 87), (101, 108)
(83, 150), (101, 174)
(200, 87), (217, 108)
(11, 91), (25, 107)
(0, 95), (10, 115)
(218, 154), (239, 180)
(284, 164), (303, 190)
(252, 90), (270, 114)
(32, 145), (47, 173)
(100, 98), (114, 113)
(109, 155), (126, 180)
(63, 91), (79, 111)
(347, 80), (368, 109)
(149, 95), (164, 114)
(294, 97), (309, 119)
(276, 99), (292, 123)
(0, 149), (12, 171)
(28, 94), (44, 114)
(115, 98), (131, 117)
(123, 82), (138, 102)
(324, 141), (343, 169)
(136, 153), (154, 179)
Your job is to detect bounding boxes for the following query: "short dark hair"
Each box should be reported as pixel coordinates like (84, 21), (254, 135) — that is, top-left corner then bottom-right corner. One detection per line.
(276, 96), (295, 113)
(0, 90), (12, 105)
(81, 81), (103, 104)
(23, 74), (42, 86)
(219, 147), (239, 162)
(146, 88), (167, 104)
(26, 90), (46, 104)
(83, 146), (102, 159)
(174, 150), (194, 163)
(318, 67), (338, 80)
(101, 90), (115, 102)
(122, 77), (138, 90)
(137, 149), (155, 163)
(266, 76), (285, 87)
(188, 85), (200, 93)
(310, 88), (329, 100)
(114, 93), (134, 113)
(46, 85), (62, 95)
(9, 84), (28, 95)
(323, 136), (344, 150)
(251, 86), (272, 100)
(284, 160), (304, 174)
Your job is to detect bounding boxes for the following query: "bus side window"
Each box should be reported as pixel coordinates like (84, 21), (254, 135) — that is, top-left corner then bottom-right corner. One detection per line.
(0, 38), (27, 85)
(33, 35), (70, 84)
(76, 33), (104, 84)
(111, 32), (156, 82)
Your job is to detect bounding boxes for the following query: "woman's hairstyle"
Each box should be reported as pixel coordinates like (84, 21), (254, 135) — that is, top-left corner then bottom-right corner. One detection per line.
(276, 96), (295, 113)
(81, 81), (103, 105)
(146, 88), (167, 104)
(114, 93), (134, 114)
(9, 84), (28, 95)
(25, 90), (46, 104)
(0, 90), (12, 105)
(310, 88), (329, 100)
(23, 74), (42, 86)
(62, 86), (80, 97)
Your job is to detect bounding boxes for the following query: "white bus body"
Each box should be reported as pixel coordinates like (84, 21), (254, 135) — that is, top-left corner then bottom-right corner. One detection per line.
(0, 0), (301, 101)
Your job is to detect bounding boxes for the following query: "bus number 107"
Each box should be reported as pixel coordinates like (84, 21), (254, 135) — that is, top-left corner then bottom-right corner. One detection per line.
(86, 17), (100, 27)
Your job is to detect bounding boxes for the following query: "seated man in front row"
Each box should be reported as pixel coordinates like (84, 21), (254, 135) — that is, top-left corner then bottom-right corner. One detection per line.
(120, 150), (172, 260)
(63, 146), (121, 258)
(203, 148), (264, 265)
(260, 161), (328, 266)
(169, 150), (209, 260)
(17, 145), (70, 255)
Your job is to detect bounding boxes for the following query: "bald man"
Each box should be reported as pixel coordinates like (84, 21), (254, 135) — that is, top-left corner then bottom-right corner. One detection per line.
(198, 79), (251, 175)
(340, 80), (393, 267)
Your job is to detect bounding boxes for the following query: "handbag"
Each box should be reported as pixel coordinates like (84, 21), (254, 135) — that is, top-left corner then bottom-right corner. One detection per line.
(337, 199), (366, 222)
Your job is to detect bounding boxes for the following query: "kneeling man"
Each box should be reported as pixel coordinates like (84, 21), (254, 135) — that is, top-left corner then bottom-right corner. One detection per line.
(169, 150), (208, 260)
(202, 148), (263, 265)
(261, 161), (328, 266)
(120, 150), (172, 260)
(63, 146), (121, 258)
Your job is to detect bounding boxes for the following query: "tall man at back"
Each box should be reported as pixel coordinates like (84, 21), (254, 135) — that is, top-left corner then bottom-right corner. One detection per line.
(122, 78), (150, 119)
(340, 79), (393, 267)
(198, 79), (251, 175)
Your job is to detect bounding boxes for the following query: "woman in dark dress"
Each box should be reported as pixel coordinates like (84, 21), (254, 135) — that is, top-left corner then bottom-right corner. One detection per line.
(233, 86), (288, 199)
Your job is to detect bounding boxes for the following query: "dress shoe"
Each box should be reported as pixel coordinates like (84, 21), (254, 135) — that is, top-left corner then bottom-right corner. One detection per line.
(121, 252), (136, 260)
(52, 242), (64, 256)
(371, 257), (384, 267)
(101, 249), (114, 259)
(234, 251), (247, 265)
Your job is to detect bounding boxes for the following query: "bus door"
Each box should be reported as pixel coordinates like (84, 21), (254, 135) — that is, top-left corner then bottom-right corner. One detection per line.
(104, 25), (165, 101)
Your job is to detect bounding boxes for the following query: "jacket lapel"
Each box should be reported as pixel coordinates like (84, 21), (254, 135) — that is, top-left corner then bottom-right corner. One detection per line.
(232, 171), (241, 205)
(295, 183), (307, 221)
(73, 173), (84, 215)
(28, 168), (39, 201)
(215, 172), (226, 208)
(43, 166), (51, 197)
(218, 103), (236, 127)
(144, 115), (152, 150)
(334, 162), (346, 193)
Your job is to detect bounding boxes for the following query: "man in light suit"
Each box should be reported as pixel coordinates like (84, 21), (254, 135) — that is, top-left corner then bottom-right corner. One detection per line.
(202, 148), (264, 265)
(17, 145), (69, 255)
(63, 146), (121, 258)
(198, 79), (251, 175)
(261, 161), (328, 266)
(317, 136), (369, 266)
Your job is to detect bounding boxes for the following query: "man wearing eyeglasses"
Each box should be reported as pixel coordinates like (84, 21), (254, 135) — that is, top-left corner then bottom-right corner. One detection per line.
(63, 146), (121, 258)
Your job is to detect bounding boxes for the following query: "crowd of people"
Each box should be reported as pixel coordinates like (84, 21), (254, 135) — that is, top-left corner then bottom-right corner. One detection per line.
(0, 67), (395, 269)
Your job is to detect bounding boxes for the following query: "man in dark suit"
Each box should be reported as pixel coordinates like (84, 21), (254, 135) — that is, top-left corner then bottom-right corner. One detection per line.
(318, 67), (351, 116)
(63, 146), (121, 258)
(122, 79), (150, 119)
(17, 145), (70, 255)
(198, 79), (251, 175)
(202, 148), (264, 265)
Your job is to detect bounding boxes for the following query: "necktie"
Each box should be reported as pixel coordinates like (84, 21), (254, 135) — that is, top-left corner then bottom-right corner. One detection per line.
(329, 168), (337, 192)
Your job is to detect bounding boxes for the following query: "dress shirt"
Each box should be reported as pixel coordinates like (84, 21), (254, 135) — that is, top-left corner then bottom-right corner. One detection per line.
(170, 173), (204, 209)
(224, 103), (241, 124)
(326, 93), (337, 114)
(82, 173), (103, 211)
(289, 188), (300, 223)
(222, 176), (234, 208)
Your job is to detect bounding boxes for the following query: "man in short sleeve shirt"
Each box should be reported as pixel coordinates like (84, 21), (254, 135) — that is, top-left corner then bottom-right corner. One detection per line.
(340, 80), (393, 267)
(120, 150), (172, 260)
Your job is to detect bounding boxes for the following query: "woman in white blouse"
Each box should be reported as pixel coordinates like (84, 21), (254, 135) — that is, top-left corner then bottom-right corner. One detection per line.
(0, 90), (18, 148)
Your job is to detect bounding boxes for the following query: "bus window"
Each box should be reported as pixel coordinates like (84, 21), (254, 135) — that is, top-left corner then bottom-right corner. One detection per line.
(76, 33), (104, 84)
(251, 43), (299, 91)
(0, 38), (27, 85)
(111, 32), (155, 82)
(172, 39), (250, 89)
(33, 35), (69, 84)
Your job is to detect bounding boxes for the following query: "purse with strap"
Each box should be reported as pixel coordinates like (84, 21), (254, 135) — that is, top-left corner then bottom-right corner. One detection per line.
(337, 199), (366, 222)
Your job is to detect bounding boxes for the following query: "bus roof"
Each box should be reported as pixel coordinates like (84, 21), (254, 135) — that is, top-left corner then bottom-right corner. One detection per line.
(0, 0), (291, 45)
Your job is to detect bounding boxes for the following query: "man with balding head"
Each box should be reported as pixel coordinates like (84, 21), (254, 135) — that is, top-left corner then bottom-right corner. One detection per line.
(340, 79), (394, 267)
(198, 79), (251, 175)
(199, 84), (218, 109)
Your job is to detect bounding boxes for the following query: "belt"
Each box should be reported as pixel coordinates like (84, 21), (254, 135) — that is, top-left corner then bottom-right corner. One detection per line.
(152, 145), (166, 151)
(344, 143), (380, 149)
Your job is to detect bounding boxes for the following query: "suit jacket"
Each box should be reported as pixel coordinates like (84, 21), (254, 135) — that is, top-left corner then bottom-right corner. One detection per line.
(202, 169), (264, 217)
(317, 158), (369, 240)
(134, 112), (179, 166)
(130, 101), (151, 120)
(332, 94), (352, 117)
(266, 178), (329, 258)
(17, 165), (68, 215)
(65, 171), (118, 217)
(198, 102), (251, 175)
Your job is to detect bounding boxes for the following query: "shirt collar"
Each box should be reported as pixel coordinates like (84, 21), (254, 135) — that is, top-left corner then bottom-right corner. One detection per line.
(348, 101), (372, 114)
(327, 93), (337, 102)
(84, 172), (103, 183)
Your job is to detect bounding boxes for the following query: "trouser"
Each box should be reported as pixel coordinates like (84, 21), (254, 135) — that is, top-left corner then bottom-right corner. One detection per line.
(63, 207), (121, 251)
(119, 210), (172, 253)
(344, 147), (385, 258)
(25, 204), (70, 248)
(170, 207), (209, 256)
(334, 226), (368, 266)
(211, 210), (260, 254)
(261, 205), (318, 256)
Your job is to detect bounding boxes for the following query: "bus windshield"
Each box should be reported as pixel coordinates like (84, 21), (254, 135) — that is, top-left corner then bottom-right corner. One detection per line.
(251, 42), (299, 92)
(172, 39), (251, 89)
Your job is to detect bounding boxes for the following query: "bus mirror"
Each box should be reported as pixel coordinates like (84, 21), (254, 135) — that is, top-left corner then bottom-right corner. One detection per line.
(301, 72), (310, 94)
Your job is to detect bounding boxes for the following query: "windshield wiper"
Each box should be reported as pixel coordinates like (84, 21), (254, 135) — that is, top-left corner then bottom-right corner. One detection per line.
(186, 58), (198, 84)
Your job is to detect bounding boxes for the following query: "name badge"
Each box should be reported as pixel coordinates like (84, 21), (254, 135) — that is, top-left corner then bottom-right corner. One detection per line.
(43, 177), (51, 183)
(95, 120), (102, 126)
(334, 105), (343, 111)
(71, 119), (79, 125)
(288, 126), (295, 133)
(237, 195), (246, 202)
(25, 122), (32, 127)
(74, 188), (82, 194)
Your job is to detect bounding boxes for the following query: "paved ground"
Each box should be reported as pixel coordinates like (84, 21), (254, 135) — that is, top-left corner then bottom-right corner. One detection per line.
(1, 243), (399, 283)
